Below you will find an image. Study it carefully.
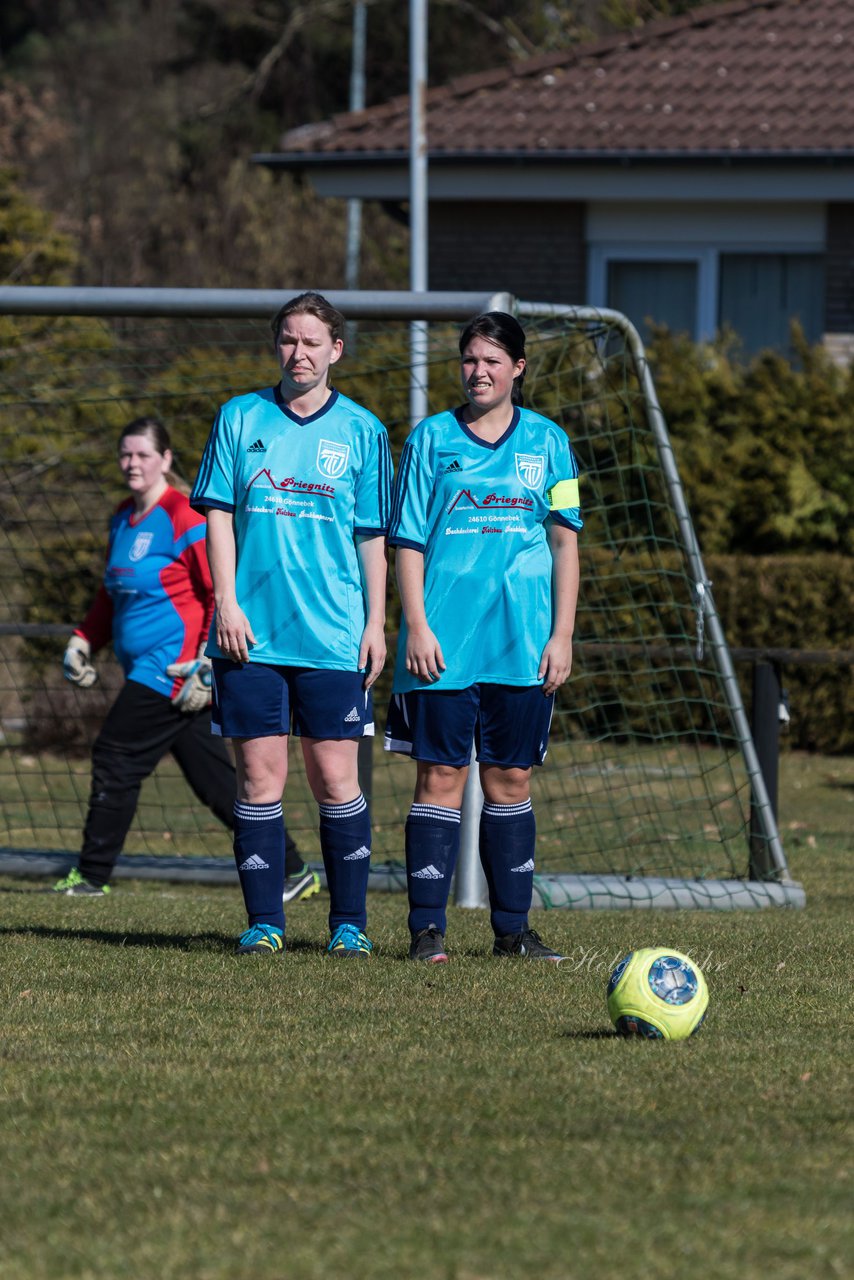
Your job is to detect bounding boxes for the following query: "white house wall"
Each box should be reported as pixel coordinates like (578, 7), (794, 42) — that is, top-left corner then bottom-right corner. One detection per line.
(586, 202), (825, 246)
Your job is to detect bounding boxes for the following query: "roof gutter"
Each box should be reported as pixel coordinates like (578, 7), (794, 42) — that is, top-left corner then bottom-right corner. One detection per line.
(253, 149), (854, 170)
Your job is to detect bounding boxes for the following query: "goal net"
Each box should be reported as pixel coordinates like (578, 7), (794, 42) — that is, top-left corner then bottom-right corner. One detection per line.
(0, 288), (802, 908)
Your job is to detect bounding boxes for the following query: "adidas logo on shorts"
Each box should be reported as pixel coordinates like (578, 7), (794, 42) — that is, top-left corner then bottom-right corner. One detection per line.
(343, 845), (371, 861)
(239, 854), (270, 871)
(510, 858), (535, 873)
(411, 864), (442, 880)
(247, 438), (266, 453)
(344, 706), (361, 723)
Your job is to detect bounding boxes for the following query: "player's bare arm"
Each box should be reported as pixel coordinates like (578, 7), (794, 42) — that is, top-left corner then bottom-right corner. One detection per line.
(356, 533), (388, 689)
(206, 507), (256, 663)
(538, 523), (579, 695)
(396, 546), (446, 682)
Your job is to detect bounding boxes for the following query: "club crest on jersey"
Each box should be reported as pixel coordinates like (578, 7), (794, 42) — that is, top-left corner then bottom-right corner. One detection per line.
(317, 438), (350, 479)
(515, 453), (545, 490)
(128, 532), (153, 562)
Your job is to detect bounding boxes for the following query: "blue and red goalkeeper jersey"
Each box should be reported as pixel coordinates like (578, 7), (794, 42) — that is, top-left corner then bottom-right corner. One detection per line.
(76, 486), (214, 700)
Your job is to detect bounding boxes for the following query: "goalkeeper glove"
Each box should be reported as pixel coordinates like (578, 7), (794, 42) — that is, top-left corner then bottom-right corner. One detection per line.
(165, 658), (213, 712)
(63, 636), (98, 689)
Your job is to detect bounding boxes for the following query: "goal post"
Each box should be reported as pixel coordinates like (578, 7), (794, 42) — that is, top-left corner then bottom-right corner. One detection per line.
(512, 302), (799, 910)
(0, 287), (803, 908)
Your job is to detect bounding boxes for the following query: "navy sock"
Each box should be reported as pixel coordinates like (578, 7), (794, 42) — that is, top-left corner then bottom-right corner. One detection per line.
(405, 803), (461, 936)
(318, 794), (371, 932)
(233, 801), (286, 932)
(479, 799), (535, 937)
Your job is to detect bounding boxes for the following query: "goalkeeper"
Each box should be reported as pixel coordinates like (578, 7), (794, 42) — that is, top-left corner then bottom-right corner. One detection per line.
(52, 417), (314, 900)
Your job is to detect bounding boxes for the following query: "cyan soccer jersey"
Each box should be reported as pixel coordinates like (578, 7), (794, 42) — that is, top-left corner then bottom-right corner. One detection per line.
(77, 487), (214, 698)
(190, 386), (392, 669)
(388, 405), (582, 693)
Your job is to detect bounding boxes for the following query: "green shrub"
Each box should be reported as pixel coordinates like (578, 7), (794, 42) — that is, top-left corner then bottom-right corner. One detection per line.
(707, 554), (854, 754)
(648, 326), (854, 557)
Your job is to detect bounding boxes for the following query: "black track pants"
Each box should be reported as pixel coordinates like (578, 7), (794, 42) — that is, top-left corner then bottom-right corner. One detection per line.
(77, 680), (300, 887)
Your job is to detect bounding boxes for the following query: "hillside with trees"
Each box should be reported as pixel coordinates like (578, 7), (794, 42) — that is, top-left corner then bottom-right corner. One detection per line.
(0, 0), (709, 289)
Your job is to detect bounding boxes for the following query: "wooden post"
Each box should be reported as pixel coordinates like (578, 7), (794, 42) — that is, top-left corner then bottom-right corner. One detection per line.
(749, 661), (781, 879)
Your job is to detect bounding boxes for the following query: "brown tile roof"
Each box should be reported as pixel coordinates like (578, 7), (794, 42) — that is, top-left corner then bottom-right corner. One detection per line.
(277, 0), (854, 159)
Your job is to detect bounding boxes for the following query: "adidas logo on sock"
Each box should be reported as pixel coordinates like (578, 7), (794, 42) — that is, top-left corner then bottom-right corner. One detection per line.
(510, 858), (536, 873)
(247, 438), (266, 453)
(343, 845), (371, 861)
(343, 706), (361, 723)
(411, 864), (442, 879)
(239, 854), (270, 871)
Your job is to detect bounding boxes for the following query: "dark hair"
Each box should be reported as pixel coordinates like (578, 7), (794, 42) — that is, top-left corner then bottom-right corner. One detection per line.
(459, 311), (527, 405)
(118, 416), (171, 455)
(270, 291), (346, 345)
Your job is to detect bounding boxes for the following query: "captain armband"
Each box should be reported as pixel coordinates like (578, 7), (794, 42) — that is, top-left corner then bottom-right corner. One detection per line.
(547, 478), (580, 510)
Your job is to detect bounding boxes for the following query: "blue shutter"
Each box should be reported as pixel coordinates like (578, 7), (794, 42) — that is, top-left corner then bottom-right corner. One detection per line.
(719, 254), (824, 355)
(607, 261), (698, 341)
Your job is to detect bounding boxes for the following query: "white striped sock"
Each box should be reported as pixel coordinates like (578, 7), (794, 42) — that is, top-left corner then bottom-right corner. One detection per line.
(234, 801), (283, 822)
(409, 803), (461, 825)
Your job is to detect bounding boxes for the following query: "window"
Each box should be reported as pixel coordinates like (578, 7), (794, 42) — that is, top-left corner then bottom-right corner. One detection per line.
(594, 249), (824, 353)
(589, 245), (716, 341)
(607, 260), (699, 343)
(718, 254), (824, 355)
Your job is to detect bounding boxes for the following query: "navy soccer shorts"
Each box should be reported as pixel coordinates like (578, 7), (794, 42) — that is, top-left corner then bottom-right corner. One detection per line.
(384, 683), (555, 769)
(211, 660), (374, 740)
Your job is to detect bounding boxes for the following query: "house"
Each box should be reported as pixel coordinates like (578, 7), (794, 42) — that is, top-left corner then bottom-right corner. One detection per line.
(254, 0), (854, 357)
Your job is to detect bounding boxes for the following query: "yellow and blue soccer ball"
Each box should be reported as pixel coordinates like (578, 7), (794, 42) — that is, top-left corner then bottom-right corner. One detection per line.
(607, 947), (708, 1040)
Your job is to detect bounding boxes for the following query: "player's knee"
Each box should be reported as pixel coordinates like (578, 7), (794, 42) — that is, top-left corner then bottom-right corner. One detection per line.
(480, 765), (531, 806)
(307, 765), (360, 806)
(90, 747), (146, 791)
(415, 762), (467, 808)
(234, 739), (287, 803)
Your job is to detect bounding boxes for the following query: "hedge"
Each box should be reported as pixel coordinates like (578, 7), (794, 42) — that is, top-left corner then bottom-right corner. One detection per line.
(705, 553), (853, 754)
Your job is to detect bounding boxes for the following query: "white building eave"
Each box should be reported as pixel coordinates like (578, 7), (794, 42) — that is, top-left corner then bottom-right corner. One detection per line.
(252, 151), (854, 203)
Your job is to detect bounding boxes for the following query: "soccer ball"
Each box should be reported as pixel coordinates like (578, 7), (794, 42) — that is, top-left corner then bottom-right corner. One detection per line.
(607, 947), (708, 1040)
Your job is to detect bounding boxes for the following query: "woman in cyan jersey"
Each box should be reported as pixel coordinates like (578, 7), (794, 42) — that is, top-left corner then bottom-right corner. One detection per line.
(53, 417), (317, 898)
(191, 292), (392, 958)
(385, 312), (582, 963)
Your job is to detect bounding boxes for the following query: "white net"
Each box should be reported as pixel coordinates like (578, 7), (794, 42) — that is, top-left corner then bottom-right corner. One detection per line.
(0, 295), (799, 905)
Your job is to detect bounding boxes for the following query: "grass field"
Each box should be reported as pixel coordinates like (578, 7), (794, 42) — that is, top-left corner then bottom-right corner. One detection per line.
(1, 751), (852, 1280)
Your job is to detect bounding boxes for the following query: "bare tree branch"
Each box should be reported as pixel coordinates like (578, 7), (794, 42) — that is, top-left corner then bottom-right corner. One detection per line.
(432, 0), (536, 59)
(198, 0), (538, 120)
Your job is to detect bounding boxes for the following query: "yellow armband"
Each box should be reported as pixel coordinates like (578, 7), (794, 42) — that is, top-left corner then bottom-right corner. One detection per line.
(547, 478), (580, 510)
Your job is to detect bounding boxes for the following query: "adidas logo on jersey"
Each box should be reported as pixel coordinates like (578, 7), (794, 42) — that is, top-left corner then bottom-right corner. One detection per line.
(239, 854), (270, 871)
(411, 864), (443, 880)
(510, 858), (535, 873)
(343, 706), (361, 723)
(441, 458), (462, 474)
(247, 438), (266, 453)
(343, 845), (371, 861)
